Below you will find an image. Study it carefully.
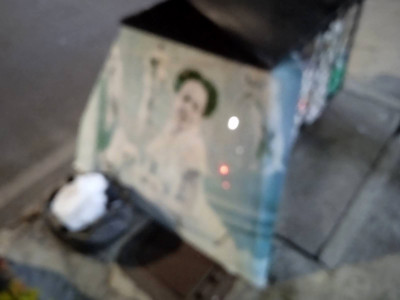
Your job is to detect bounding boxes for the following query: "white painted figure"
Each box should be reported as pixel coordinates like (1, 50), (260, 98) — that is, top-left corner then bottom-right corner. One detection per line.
(135, 69), (227, 242)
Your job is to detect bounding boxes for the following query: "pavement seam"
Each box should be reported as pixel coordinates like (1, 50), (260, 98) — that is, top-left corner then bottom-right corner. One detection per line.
(317, 127), (400, 266)
(274, 233), (328, 268)
(345, 78), (400, 111)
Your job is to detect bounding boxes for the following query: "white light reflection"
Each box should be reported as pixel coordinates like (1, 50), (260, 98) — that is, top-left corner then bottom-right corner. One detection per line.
(228, 116), (239, 130)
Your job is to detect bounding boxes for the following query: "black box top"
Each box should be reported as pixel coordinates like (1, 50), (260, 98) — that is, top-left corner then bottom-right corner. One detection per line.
(123, 0), (360, 69)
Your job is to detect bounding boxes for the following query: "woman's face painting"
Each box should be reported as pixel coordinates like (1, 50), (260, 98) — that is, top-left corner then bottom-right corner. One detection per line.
(174, 80), (207, 128)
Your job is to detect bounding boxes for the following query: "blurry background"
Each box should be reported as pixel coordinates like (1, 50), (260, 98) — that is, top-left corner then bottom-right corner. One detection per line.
(0, 0), (399, 298)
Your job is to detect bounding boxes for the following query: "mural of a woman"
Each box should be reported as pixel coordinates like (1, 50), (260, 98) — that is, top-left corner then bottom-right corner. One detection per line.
(138, 69), (227, 242)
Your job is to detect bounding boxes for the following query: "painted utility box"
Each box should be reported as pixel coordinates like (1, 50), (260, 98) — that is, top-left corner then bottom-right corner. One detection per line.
(75, 0), (363, 287)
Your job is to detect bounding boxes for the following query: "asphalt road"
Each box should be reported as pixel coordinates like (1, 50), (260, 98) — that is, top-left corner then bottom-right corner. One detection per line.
(0, 0), (159, 189)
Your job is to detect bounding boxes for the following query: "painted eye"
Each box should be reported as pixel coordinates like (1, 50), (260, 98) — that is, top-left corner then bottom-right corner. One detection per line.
(184, 95), (191, 103)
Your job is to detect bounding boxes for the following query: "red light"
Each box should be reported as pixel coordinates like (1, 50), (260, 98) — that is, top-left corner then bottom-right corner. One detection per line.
(219, 164), (230, 176)
(298, 99), (308, 113)
(221, 180), (231, 190)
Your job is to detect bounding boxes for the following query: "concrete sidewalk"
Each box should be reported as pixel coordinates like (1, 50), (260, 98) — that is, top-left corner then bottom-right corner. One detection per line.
(228, 253), (400, 300)
(267, 253), (400, 300)
(270, 87), (400, 282)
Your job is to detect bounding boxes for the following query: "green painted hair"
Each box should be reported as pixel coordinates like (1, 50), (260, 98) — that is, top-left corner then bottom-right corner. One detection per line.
(174, 69), (218, 117)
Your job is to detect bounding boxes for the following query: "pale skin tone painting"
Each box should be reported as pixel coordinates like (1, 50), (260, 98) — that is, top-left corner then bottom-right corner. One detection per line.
(99, 53), (226, 241)
(145, 79), (208, 209)
(134, 70), (227, 242)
